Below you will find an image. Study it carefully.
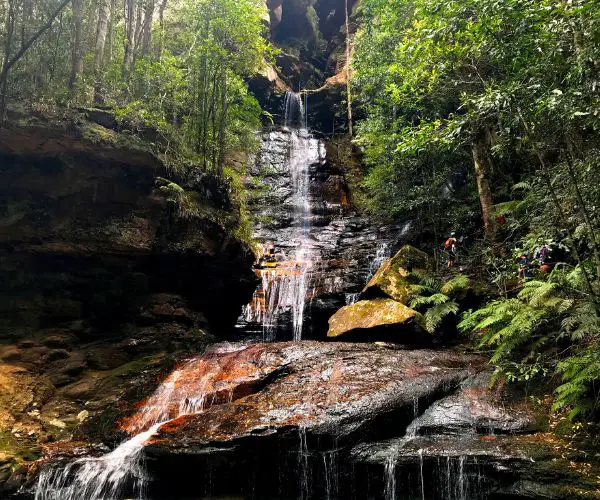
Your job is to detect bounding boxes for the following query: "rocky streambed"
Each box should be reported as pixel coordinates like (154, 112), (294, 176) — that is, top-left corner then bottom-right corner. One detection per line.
(25, 341), (600, 499)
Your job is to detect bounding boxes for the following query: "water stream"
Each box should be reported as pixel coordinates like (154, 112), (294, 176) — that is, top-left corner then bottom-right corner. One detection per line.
(35, 343), (250, 500)
(243, 92), (321, 340)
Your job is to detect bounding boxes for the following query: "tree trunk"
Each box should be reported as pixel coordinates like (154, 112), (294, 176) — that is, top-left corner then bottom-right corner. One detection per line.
(93, 0), (109, 104)
(471, 128), (497, 242)
(157, 0), (168, 57)
(141, 0), (155, 56)
(0, 0), (16, 123)
(123, 0), (135, 80)
(217, 71), (228, 177)
(69, 0), (84, 93)
(106, 0), (116, 63)
(133, 1), (143, 60)
(344, 0), (353, 137)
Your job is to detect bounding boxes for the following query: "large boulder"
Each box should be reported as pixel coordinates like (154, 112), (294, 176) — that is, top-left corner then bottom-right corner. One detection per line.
(326, 298), (428, 344)
(139, 342), (482, 498)
(406, 372), (541, 436)
(361, 245), (432, 303)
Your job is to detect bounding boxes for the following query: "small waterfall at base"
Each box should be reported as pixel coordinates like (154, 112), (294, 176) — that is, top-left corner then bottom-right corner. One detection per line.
(383, 455), (397, 500)
(242, 92), (321, 341)
(35, 343), (250, 500)
(298, 425), (311, 500)
(346, 241), (393, 305)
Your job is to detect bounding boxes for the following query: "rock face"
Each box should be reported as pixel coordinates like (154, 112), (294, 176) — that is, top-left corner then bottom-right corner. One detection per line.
(238, 128), (405, 339)
(141, 341), (483, 498)
(406, 372), (541, 436)
(0, 110), (255, 334)
(327, 299), (427, 343)
(253, 0), (360, 132)
(24, 342), (600, 499)
(0, 108), (256, 494)
(351, 434), (600, 500)
(362, 245), (432, 303)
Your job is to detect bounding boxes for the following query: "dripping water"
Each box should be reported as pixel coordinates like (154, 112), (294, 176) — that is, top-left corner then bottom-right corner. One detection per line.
(346, 241), (393, 305)
(419, 448), (425, 500)
(322, 450), (338, 500)
(384, 455), (397, 500)
(298, 425), (311, 500)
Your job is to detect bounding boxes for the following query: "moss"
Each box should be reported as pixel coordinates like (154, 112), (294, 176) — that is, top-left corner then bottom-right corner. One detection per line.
(103, 354), (166, 381)
(363, 246), (433, 304)
(0, 431), (42, 467)
(328, 298), (423, 338)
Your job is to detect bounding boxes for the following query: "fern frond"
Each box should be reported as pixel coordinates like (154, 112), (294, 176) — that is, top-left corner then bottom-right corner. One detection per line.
(424, 301), (459, 333)
(441, 274), (469, 295)
(511, 181), (531, 192)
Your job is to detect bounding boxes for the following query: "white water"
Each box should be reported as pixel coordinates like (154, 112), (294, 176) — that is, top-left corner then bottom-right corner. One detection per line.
(346, 241), (393, 305)
(35, 345), (249, 500)
(298, 425), (311, 500)
(384, 455), (397, 500)
(244, 92), (321, 340)
(35, 424), (159, 500)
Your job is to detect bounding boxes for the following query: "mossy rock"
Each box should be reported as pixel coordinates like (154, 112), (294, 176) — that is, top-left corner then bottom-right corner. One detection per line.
(362, 245), (432, 304)
(327, 299), (428, 345)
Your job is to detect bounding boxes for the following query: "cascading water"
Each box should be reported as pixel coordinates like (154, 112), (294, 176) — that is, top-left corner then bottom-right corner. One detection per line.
(243, 92), (321, 341)
(346, 241), (393, 305)
(35, 343), (252, 500)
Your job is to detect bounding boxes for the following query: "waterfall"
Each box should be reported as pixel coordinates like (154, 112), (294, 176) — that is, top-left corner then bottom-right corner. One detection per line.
(346, 241), (393, 305)
(322, 450), (338, 500)
(243, 92), (321, 341)
(383, 455), (397, 500)
(298, 425), (311, 500)
(35, 343), (250, 500)
(366, 242), (392, 283)
(418, 448), (425, 500)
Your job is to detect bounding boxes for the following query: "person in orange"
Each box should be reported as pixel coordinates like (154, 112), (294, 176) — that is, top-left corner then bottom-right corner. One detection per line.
(444, 232), (458, 268)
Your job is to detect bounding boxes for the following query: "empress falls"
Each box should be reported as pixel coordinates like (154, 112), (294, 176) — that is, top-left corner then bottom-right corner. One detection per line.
(24, 92), (567, 500)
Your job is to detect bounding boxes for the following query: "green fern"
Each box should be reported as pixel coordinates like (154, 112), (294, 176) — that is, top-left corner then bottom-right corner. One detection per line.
(408, 272), (468, 334)
(441, 274), (470, 295)
(460, 264), (600, 419)
(554, 346), (600, 419)
(424, 301), (459, 333)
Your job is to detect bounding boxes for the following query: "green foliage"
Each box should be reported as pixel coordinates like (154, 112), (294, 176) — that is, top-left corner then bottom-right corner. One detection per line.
(1, 0), (270, 177)
(356, 0), (600, 419)
(408, 272), (469, 334)
(353, 0), (600, 235)
(460, 266), (600, 418)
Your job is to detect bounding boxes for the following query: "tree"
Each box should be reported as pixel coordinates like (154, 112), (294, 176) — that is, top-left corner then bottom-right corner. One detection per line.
(93, 0), (110, 104)
(0, 0), (70, 122)
(68, 0), (83, 92)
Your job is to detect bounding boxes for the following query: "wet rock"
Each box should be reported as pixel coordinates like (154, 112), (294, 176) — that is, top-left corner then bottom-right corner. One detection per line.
(85, 347), (131, 371)
(351, 434), (600, 499)
(241, 128), (406, 340)
(406, 372), (541, 436)
(42, 333), (76, 349)
(44, 350), (70, 363)
(0, 348), (23, 363)
(327, 299), (427, 344)
(146, 342), (481, 452)
(62, 378), (99, 401)
(135, 342), (482, 498)
(361, 245), (432, 303)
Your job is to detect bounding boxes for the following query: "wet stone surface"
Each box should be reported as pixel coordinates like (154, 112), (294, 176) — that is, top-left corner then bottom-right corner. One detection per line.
(240, 127), (405, 340)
